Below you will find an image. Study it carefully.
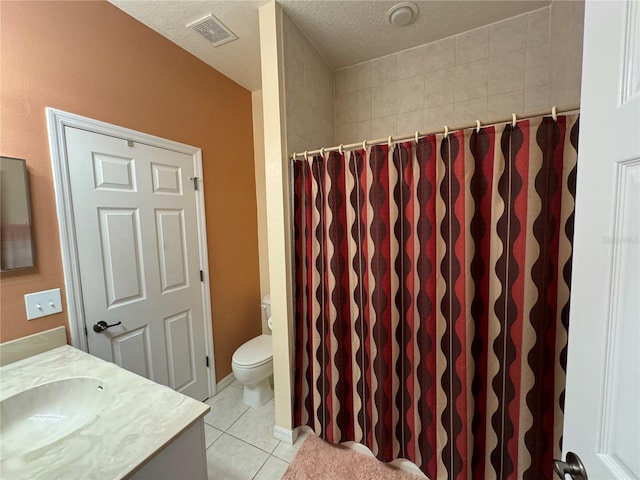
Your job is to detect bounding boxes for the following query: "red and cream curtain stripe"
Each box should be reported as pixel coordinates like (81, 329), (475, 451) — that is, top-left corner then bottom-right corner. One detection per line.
(292, 115), (580, 480)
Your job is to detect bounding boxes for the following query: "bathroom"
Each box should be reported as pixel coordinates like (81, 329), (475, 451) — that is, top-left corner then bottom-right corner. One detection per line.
(1, 0), (638, 479)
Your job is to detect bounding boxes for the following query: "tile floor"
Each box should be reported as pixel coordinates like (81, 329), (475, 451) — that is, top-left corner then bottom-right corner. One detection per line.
(203, 379), (309, 480)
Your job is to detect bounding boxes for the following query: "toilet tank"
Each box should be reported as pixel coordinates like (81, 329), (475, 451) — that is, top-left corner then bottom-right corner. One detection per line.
(261, 294), (271, 319)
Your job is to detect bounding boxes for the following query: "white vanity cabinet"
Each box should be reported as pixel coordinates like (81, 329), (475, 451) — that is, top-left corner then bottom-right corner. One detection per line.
(130, 420), (207, 480)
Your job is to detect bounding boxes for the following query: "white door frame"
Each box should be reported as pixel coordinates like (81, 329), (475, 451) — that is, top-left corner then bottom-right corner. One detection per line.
(46, 107), (217, 397)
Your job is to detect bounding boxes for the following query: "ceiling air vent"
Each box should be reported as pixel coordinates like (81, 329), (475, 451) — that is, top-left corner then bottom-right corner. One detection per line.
(187, 14), (237, 47)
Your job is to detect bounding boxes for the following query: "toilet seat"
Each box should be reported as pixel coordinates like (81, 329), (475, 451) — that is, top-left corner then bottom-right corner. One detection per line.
(232, 334), (272, 368)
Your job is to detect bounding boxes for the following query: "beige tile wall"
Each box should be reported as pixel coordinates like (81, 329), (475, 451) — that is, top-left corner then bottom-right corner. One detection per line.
(334, 4), (583, 145)
(549, 0), (585, 106)
(283, 13), (334, 155)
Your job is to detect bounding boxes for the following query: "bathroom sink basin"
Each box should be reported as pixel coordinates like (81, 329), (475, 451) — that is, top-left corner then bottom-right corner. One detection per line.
(0, 377), (110, 458)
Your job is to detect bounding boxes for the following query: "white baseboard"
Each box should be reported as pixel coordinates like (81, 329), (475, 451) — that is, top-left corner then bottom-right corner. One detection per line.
(215, 372), (235, 393)
(273, 425), (297, 444)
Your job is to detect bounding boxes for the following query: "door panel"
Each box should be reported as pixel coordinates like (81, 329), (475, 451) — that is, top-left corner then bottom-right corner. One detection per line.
(93, 154), (136, 191)
(65, 126), (209, 400)
(151, 162), (182, 194)
(99, 208), (146, 306)
(112, 326), (153, 379)
(155, 209), (188, 293)
(164, 310), (196, 391)
(597, 160), (639, 476)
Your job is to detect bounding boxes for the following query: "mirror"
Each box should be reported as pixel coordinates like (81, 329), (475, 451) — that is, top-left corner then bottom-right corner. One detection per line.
(1, 156), (35, 270)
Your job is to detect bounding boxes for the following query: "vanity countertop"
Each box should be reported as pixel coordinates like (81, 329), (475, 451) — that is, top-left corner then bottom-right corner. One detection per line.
(0, 345), (209, 479)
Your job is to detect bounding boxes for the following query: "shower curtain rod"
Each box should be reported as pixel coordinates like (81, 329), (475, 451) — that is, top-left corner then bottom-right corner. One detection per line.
(290, 103), (580, 160)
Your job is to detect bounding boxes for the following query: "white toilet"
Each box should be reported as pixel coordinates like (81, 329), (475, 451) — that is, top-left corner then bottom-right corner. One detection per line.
(231, 295), (273, 407)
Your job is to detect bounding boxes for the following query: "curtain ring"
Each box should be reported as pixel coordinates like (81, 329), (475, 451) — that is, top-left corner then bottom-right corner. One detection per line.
(320, 147), (325, 157)
(511, 113), (517, 127)
(475, 120), (481, 133)
(552, 106), (558, 121)
(388, 136), (393, 148)
(362, 140), (367, 151)
(443, 126), (449, 138)
(338, 144), (343, 155)
(415, 131), (419, 143)
(304, 150), (308, 160)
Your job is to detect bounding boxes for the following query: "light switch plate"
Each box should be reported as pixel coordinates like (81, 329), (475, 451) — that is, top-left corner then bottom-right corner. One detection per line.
(24, 288), (63, 320)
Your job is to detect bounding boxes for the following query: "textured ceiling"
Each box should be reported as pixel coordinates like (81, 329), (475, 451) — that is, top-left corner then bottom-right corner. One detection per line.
(281, 1), (551, 69)
(109, 0), (551, 92)
(109, 0), (269, 91)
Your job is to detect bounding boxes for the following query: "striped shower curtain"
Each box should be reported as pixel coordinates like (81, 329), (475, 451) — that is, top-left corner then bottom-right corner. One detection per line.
(292, 115), (580, 480)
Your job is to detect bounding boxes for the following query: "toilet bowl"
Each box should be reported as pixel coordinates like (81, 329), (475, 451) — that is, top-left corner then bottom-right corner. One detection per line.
(231, 296), (273, 407)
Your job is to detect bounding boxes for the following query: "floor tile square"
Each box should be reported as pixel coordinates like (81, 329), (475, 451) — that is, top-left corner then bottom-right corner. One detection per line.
(206, 433), (269, 480)
(227, 400), (279, 453)
(272, 430), (312, 463)
(254, 455), (289, 480)
(204, 385), (249, 430)
(204, 423), (223, 448)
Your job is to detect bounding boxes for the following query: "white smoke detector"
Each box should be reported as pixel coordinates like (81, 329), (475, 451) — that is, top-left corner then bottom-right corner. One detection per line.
(187, 14), (237, 47)
(386, 2), (419, 28)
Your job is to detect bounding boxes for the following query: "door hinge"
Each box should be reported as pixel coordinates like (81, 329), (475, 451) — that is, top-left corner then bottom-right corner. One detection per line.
(205, 356), (210, 367)
(126, 140), (134, 147)
(84, 326), (88, 336)
(200, 270), (204, 282)
(190, 176), (199, 190)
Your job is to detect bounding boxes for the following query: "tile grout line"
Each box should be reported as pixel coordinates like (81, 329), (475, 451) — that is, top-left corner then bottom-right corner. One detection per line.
(251, 453), (273, 480)
(206, 431), (286, 479)
(271, 451), (292, 464)
(205, 384), (288, 478)
(206, 428), (225, 450)
(203, 383), (249, 432)
(224, 405), (250, 432)
(205, 392), (283, 453)
(223, 429), (281, 456)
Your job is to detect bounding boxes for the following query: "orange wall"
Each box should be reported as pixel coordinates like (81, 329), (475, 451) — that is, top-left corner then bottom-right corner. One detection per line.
(0, 1), (262, 380)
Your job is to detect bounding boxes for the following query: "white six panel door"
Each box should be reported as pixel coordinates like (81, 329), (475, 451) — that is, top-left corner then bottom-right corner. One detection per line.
(563, 0), (639, 478)
(65, 126), (208, 400)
